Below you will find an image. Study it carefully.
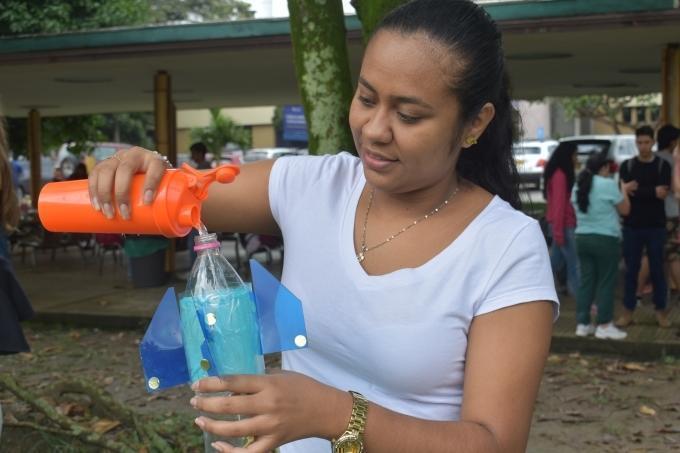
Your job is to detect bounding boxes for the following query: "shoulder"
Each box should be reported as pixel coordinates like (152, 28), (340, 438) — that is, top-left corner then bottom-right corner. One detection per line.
(475, 198), (543, 249)
(272, 152), (360, 180)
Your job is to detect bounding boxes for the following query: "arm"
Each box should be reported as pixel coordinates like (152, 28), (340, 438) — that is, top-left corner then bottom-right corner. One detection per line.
(674, 146), (680, 198)
(192, 302), (554, 453)
(88, 147), (278, 235)
(617, 180), (633, 216)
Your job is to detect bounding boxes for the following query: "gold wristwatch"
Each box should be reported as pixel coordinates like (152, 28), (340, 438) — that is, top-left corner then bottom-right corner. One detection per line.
(332, 391), (369, 453)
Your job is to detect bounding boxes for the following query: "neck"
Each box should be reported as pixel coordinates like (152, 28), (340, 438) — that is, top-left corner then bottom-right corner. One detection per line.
(369, 175), (461, 218)
(637, 154), (654, 162)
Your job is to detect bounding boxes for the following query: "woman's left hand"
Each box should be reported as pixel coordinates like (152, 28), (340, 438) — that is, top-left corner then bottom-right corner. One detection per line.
(190, 371), (351, 452)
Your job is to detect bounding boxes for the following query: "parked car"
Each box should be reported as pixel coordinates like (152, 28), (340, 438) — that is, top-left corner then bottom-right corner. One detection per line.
(512, 139), (558, 189)
(243, 148), (300, 163)
(558, 134), (637, 173)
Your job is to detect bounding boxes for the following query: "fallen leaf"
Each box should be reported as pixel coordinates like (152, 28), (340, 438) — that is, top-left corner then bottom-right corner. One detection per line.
(98, 299), (110, 307)
(639, 405), (657, 416)
(57, 402), (86, 417)
(623, 362), (647, 372)
(19, 353), (34, 361)
(69, 331), (81, 341)
(91, 419), (121, 434)
(103, 376), (114, 385)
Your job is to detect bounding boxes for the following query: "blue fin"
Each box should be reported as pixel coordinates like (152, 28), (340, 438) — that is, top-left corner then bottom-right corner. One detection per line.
(250, 259), (308, 354)
(139, 288), (190, 392)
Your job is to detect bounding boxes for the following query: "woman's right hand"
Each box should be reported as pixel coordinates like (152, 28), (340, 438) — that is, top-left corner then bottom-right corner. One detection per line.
(88, 146), (170, 220)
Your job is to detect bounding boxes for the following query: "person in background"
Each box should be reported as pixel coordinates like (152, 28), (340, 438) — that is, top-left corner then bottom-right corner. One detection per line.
(544, 141), (580, 297)
(88, 1), (558, 451)
(617, 125), (672, 328)
(190, 142), (212, 170)
(572, 153), (632, 339)
(656, 124), (680, 300)
(68, 162), (88, 180)
(0, 115), (34, 441)
(0, 116), (19, 262)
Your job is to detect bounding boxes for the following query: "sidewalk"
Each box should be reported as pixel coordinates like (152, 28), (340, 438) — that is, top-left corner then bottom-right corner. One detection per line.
(12, 242), (680, 359)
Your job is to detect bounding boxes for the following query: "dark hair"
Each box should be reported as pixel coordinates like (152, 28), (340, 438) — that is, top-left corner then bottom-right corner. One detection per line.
(68, 162), (88, 181)
(575, 153), (611, 213)
(376, 0), (521, 209)
(543, 142), (577, 198)
(657, 124), (680, 151)
(190, 142), (208, 154)
(635, 125), (654, 139)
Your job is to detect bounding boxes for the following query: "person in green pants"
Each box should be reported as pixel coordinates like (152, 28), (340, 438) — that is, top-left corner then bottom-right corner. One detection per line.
(572, 153), (634, 339)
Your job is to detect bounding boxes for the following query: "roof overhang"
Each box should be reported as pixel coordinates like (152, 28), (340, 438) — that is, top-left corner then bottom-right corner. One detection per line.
(0, 0), (678, 117)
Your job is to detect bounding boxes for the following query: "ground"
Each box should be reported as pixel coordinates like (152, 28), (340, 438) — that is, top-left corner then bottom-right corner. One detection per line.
(1, 323), (679, 452)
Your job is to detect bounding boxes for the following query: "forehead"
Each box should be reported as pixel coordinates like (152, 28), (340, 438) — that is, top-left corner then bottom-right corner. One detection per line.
(361, 30), (460, 100)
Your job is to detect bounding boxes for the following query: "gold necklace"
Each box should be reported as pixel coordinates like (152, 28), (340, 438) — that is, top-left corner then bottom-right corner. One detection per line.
(357, 185), (460, 263)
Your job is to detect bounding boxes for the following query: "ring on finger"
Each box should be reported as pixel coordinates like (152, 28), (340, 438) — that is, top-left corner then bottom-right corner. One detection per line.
(107, 153), (123, 163)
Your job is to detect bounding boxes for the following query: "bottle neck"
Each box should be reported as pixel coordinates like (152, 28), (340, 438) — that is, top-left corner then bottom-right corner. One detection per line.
(193, 232), (220, 253)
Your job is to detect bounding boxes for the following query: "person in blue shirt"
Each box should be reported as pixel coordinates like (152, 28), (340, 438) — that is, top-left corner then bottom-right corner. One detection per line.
(572, 153), (633, 339)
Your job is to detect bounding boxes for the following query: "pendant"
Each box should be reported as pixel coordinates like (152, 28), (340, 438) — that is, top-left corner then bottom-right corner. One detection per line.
(357, 252), (365, 263)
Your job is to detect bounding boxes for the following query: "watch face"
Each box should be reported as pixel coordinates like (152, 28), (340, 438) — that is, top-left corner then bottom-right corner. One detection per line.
(335, 439), (363, 453)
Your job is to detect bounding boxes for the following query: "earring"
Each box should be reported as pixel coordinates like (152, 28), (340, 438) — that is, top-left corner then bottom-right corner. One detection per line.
(465, 136), (478, 146)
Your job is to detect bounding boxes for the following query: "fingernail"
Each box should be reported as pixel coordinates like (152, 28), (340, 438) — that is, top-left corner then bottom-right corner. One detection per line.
(92, 197), (101, 211)
(211, 442), (224, 452)
(194, 417), (204, 428)
(103, 203), (115, 219)
(119, 203), (130, 220)
(143, 189), (154, 205)
(190, 397), (197, 408)
(191, 381), (198, 391)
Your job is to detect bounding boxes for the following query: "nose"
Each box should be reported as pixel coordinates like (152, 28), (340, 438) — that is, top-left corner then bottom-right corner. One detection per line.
(362, 107), (392, 144)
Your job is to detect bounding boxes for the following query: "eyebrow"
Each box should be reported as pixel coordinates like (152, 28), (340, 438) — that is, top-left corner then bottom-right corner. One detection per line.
(358, 77), (434, 110)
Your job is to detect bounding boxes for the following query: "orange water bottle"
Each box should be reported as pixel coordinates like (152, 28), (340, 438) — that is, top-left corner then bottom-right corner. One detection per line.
(38, 163), (239, 237)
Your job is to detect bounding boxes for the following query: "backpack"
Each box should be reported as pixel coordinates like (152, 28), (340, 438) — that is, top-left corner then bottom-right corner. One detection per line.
(626, 156), (665, 177)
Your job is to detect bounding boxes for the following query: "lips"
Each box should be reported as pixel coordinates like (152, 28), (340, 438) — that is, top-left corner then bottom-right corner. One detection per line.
(361, 149), (398, 171)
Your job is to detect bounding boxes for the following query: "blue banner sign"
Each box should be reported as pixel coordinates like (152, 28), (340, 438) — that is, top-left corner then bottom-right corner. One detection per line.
(283, 105), (308, 142)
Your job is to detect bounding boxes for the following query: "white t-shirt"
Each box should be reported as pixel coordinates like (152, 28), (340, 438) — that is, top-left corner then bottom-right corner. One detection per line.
(268, 153), (558, 453)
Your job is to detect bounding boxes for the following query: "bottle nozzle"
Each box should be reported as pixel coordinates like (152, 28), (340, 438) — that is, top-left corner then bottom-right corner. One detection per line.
(180, 163), (240, 200)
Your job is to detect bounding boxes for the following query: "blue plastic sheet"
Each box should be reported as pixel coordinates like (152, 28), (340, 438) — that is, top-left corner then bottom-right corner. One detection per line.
(139, 260), (308, 392)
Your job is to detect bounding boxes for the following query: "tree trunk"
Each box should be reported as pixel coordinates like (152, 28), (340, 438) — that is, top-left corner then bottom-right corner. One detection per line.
(287, 0), (355, 155)
(351, 0), (406, 43)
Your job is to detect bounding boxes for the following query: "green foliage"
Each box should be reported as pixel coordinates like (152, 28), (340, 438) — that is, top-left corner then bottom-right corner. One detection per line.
(559, 94), (658, 134)
(351, 0), (406, 42)
(0, 0), (149, 35)
(100, 113), (155, 149)
(148, 0), (254, 23)
(6, 115), (106, 156)
(0, 0), (253, 35)
(190, 109), (251, 152)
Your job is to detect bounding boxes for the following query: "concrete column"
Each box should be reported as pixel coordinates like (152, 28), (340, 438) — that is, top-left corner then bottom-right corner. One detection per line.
(662, 44), (680, 126)
(154, 71), (176, 274)
(27, 109), (42, 207)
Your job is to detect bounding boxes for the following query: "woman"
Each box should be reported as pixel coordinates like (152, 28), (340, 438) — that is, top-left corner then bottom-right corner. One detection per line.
(0, 116), (19, 262)
(572, 154), (632, 340)
(89, 1), (558, 451)
(544, 141), (579, 297)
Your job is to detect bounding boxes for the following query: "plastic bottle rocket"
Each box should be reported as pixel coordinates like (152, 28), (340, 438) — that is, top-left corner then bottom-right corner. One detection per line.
(181, 231), (264, 450)
(38, 163), (239, 237)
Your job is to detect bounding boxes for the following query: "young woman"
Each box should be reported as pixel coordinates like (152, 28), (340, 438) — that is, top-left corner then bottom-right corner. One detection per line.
(572, 154), (632, 340)
(544, 142), (580, 297)
(89, 1), (557, 451)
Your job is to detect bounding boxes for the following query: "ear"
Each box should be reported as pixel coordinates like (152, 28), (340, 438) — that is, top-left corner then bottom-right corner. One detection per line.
(461, 102), (495, 149)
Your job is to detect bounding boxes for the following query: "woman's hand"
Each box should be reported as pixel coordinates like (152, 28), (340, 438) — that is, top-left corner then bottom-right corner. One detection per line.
(190, 372), (351, 453)
(621, 179), (638, 196)
(88, 146), (169, 220)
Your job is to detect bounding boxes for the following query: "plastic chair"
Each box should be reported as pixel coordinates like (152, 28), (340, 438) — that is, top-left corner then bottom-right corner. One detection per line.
(94, 233), (124, 274)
